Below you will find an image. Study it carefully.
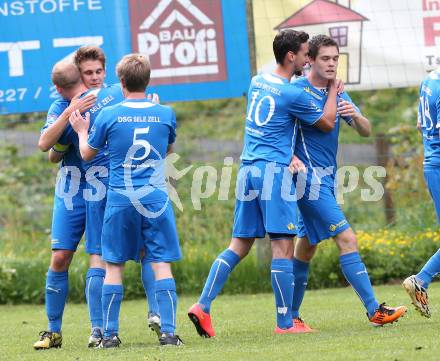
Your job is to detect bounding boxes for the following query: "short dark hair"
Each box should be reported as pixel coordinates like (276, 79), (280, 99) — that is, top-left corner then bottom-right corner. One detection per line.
(273, 29), (309, 64)
(308, 35), (339, 60)
(74, 46), (106, 69)
(116, 54), (151, 92)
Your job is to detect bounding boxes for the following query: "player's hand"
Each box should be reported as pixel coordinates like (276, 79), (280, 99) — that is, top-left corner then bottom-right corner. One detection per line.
(289, 155), (306, 174)
(327, 78), (338, 92)
(337, 100), (357, 118)
(69, 93), (97, 114)
(147, 93), (160, 104)
(69, 110), (90, 134)
(335, 79), (344, 94)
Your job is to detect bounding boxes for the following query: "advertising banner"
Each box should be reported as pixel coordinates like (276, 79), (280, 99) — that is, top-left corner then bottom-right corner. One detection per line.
(0, 0), (251, 114)
(0, 0), (131, 114)
(252, 0), (439, 90)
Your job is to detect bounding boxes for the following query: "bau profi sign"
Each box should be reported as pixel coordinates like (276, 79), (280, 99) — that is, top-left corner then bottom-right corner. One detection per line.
(0, 0), (251, 114)
(131, 0), (227, 85)
(129, 0), (251, 102)
(0, 0), (131, 114)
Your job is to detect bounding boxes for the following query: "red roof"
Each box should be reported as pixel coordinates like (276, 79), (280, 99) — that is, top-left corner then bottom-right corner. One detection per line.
(275, 0), (368, 29)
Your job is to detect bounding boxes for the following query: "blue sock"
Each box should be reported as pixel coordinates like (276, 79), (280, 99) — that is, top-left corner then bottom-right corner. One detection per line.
(85, 268), (105, 329)
(102, 284), (124, 338)
(271, 259), (294, 329)
(156, 278), (178, 334)
(141, 258), (159, 315)
(198, 249), (240, 313)
(340, 252), (379, 318)
(46, 269), (69, 333)
(416, 249), (440, 288)
(292, 258), (310, 319)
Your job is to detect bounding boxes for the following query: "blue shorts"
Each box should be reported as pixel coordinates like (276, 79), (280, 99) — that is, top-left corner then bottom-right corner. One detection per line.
(297, 183), (350, 245)
(51, 191), (86, 252)
(101, 200), (181, 264)
(85, 198), (105, 255)
(84, 178), (108, 255)
(232, 161), (298, 238)
(424, 167), (440, 224)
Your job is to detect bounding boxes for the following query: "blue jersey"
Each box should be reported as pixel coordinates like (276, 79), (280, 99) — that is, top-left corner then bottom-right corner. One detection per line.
(83, 83), (124, 171)
(55, 84), (124, 172)
(293, 77), (359, 186)
(241, 74), (324, 166)
(419, 69), (440, 167)
(88, 99), (176, 205)
(42, 98), (86, 182)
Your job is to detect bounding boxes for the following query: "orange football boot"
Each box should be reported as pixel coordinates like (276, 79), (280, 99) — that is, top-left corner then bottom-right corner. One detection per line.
(369, 303), (407, 326)
(293, 317), (316, 333)
(188, 303), (215, 338)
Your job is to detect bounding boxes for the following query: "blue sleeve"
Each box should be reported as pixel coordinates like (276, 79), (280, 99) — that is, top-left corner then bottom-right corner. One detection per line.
(88, 109), (108, 150)
(58, 129), (71, 146)
(339, 92), (361, 126)
(289, 88), (324, 125)
(41, 101), (66, 133)
(168, 109), (177, 144)
(436, 91), (440, 125)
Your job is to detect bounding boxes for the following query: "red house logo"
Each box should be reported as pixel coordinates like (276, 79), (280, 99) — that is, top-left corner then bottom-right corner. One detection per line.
(275, 0), (368, 84)
(129, 0), (227, 85)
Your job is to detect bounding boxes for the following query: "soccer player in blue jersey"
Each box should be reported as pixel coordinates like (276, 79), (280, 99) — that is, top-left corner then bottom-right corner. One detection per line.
(34, 61), (100, 350)
(73, 46), (161, 338)
(70, 54), (183, 347)
(74, 46), (161, 338)
(402, 68), (440, 318)
(289, 35), (406, 329)
(188, 29), (341, 336)
(36, 45), (160, 348)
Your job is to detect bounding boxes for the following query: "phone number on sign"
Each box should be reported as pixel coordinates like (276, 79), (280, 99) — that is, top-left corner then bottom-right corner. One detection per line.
(0, 86), (59, 103)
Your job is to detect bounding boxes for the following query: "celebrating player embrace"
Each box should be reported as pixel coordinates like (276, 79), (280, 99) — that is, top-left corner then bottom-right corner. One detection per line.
(70, 54), (183, 347)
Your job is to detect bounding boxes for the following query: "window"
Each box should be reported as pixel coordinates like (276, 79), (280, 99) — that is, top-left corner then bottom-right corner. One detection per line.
(329, 26), (348, 47)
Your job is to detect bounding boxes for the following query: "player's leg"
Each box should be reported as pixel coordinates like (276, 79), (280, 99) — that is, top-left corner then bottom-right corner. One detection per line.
(415, 249), (440, 288)
(85, 254), (105, 347)
(34, 250), (74, 350)
(335, 228), (406, 325)
(403, 247), (439, 318)
(34, 191), (85, 350)
(151, 262), (183, 346)
(292, 234), (316, 332)
(188, 237), (254, 337)
(143, 201), (183, 346)
(188, 163), (263, 337)
(140, 254), (161, 336)
(270, 236), (295, 333)
(100, 262), (124, 348)
(258, 162), (298, 333)
(197, 237), (253, 314)
(99, 203), (141, 348)
(85, 194), (106, 347)
(403, 167), (440, 317)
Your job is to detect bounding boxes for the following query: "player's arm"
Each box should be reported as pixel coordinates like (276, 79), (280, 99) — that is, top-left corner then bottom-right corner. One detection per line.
(337, 99), (371, 137)
(38, 93), (97, 151)
(314, 79), (338, 132)
(69, 110), (98, 161)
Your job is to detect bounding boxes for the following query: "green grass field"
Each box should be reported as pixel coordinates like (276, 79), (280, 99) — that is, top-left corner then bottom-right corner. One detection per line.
(2, 284), (439, 361)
